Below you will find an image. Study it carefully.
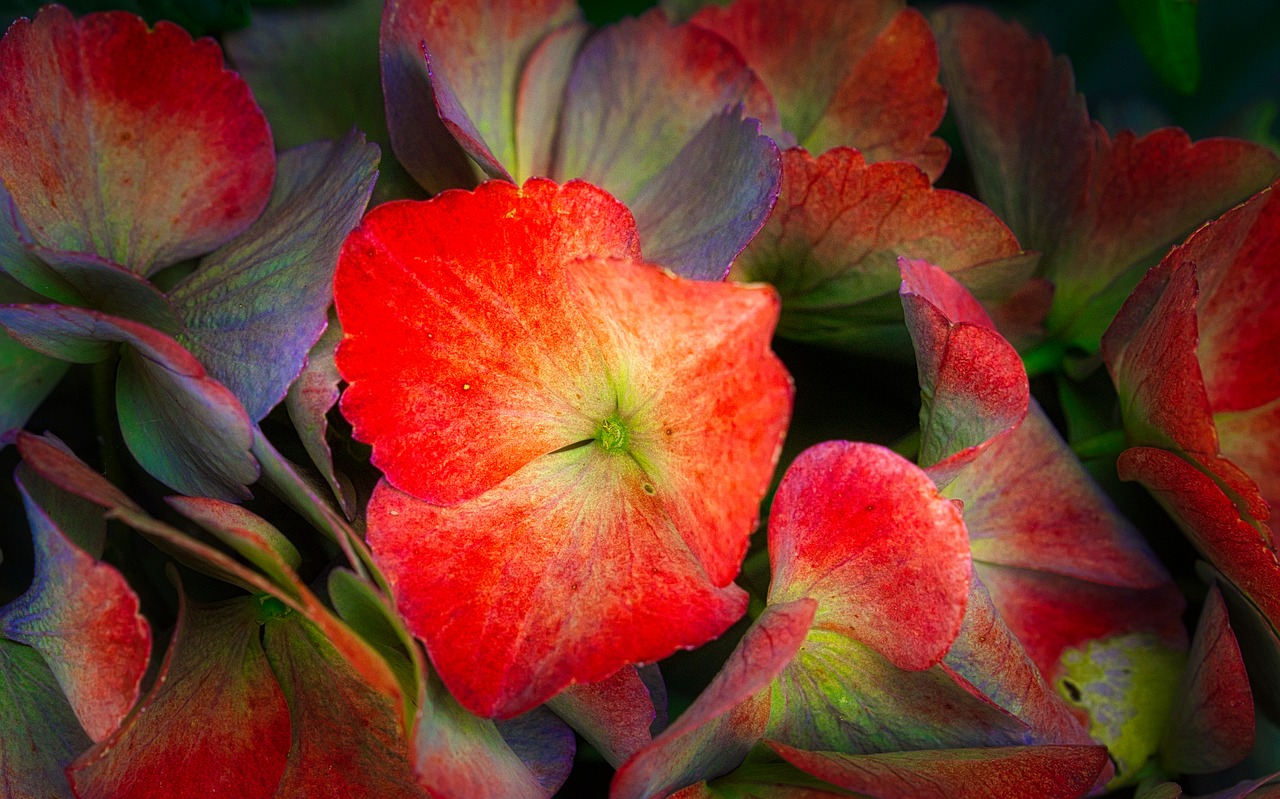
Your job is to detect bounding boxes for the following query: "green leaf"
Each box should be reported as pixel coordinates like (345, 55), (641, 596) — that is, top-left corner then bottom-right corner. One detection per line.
(1118, 0), (1201, 94)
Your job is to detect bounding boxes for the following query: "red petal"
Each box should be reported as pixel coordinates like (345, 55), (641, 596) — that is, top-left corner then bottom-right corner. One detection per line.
(977, 561), (1188, 687)
(1102, 255), (1270, 525)
(68, 597), (292, 799)
(900, 259), (1028, 480)
(732, 149), (1032, 351)
(264, 616), (427, 799)
(3, 477), (150, 742)
(335, 178), (642, 505)
(768, 441), (971, 671)
(611, 599), (816, 799)
(954, 404), (1171, 589)
(1160, 583), (1254, 775)
(770, 741), (1108, 799)
(0, 7), (273, 274)
(1118, 446), (1280, 635)
(368, 463), (748, 718)
(695, 0), (947, 177)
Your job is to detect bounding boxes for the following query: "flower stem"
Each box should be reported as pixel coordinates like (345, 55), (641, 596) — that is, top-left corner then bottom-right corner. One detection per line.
(1071, 429), (1129, 461)
(250, 428), (370, 580)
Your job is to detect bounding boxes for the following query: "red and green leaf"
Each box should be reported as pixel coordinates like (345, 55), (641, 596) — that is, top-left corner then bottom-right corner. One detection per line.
(1045, 130), (1280, 351)
(693, 0), (948, 178)
(936, 6), (1280, 355)
(0, 6), (274, 275)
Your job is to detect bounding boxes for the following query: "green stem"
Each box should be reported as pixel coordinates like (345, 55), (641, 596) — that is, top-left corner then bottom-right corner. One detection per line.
(250, 428), (370, 580)
(1071, 429), (1129, 461)
(1021, 340), (1068, 378)
(889, 428), (921, 461)
(92, 356), (126, 487)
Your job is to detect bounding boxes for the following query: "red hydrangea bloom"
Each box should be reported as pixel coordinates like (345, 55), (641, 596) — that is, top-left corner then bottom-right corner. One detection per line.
(334, 178), (793, 717)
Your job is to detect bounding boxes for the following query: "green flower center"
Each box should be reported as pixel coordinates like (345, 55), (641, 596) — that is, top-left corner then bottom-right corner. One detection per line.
(596, 413), (631, 454)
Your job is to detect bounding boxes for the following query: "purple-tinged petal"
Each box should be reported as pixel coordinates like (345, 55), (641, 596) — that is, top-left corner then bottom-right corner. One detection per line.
(548, 666), (657, 768)
(0, 6), (274, 275)
(768, 440), (972, 671)
(414, 670), (562, 799)
(612, 599), (817, 799)
(494, 708), (577, 796)
(0, 479), (149, 742)
(0, 306), (258, 500)
(381, 0), (579, 190)
(1160, 583), (1254, 774)
(2, 188), (184, 329)
(169, 131), (379, 423)
(555, 10), (779, 204)
(68, 596), (292, 799)
(285, 318), (356, 518)
(900, 258), (1028, 478)
(514, 22), (590, 180)
(733, 148), (1038, 354)
(0, 638), (88, 798)
(769, 742), (1108, 799)
(693, 0), (948, 178)
(263, 614), (427, 799)
(628, 108), (781, 280)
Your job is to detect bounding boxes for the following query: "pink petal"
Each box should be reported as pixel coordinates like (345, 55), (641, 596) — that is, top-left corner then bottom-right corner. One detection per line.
(380, 0), (579, 190)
